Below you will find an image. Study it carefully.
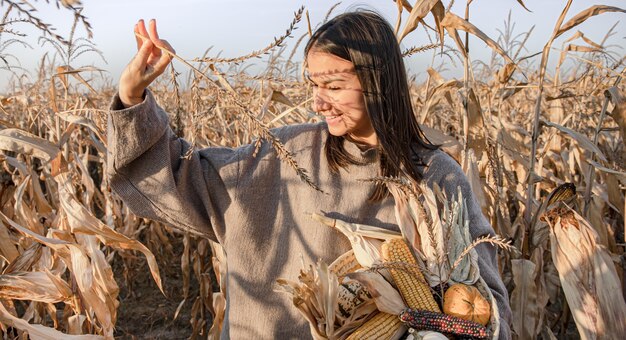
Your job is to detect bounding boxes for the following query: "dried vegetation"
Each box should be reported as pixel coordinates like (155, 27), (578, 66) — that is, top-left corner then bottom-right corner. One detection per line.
(0, 0), (624, 339)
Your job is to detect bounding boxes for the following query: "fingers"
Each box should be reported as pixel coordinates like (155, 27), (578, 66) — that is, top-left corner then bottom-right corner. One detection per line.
(134, 20), (143, 51)
(152, 39), (174, 73)
(136, 19), (149, 41)
(133, 37), (154, 71)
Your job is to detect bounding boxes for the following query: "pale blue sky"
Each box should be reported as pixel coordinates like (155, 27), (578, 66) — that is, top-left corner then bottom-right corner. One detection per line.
(0, 0), (624, 92)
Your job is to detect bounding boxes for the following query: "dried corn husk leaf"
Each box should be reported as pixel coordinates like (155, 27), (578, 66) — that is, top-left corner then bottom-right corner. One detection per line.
(605, 87), (625, 146)
(56, 112), (106, 145)
(54, 66), (100, 94)
(0, 211), (114, 338)
(541, 120), (607, 162)
(543, 204), (626, 339)
(515, 0), (531, 12)
(0, 220), (19, 263)
(0, 270), (72, 303)
(56, 172), (163, 293)
(441, 12), (514, 64)
(388, 183), (447, 283)
(444, 188), (480, 285)
(510, 258), (541, 339)
(0, 300), (103, 340)
(555, 6), (626, 39)
(275, 260), (374, 340)
(347, 271), (405, 315)
(565, 31), (603, 49)
(466, 88), (487, 155)
(311, 213), (401, 267)
(0, 129), (59, 162)
(397, 0), (440, 43)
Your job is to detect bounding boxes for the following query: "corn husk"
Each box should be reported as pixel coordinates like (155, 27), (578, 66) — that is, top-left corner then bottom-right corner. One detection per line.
(543, 203), (626, 339)
(346, 271), (406, 315)
(388, 182), (480, 286)
(311, 213), (402, 267)
(275, 258), (378, 340)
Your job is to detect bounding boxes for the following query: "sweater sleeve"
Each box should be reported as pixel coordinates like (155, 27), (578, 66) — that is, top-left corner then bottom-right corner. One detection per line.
(424, 151), (512, 340)
(106, 90), (238, 243)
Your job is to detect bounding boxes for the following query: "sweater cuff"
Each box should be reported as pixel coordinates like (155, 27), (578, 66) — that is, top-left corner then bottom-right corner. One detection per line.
(110, 90), (146, 110)
(107, 89), (170, 170)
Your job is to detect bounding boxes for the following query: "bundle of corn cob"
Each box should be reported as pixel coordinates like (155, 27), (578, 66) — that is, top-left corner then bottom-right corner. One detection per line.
(278, 179), (502, 339)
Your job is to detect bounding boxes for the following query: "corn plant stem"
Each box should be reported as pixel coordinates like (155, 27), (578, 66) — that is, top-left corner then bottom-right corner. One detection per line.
(524, 0), (573, 230)
(583, 74), (623, 215)
(462, 1), (471, 152)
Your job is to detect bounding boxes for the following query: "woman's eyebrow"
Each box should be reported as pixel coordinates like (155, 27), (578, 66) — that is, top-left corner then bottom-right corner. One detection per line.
(306, 72), (353, 85)
(307, 67), (355, 78)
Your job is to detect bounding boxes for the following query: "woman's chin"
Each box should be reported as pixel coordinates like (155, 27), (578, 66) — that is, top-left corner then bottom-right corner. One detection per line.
(327, 127), (347, 137)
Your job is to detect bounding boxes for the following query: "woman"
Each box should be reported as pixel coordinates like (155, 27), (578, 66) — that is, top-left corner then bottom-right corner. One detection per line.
(109, 11), (512, 339)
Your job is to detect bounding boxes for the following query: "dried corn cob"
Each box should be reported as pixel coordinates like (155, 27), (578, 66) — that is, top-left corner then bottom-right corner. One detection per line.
(346, 312), (406, 340)
(382, 238), (440, 312)
(399, 308), (490, 339)
(337, 280), (371, 318)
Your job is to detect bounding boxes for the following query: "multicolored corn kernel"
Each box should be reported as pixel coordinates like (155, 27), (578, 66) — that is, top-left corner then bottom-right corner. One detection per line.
(399, 308), (490, 339)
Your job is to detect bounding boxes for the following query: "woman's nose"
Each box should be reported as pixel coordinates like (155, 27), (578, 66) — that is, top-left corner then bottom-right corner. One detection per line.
(312, 89), (332, 112)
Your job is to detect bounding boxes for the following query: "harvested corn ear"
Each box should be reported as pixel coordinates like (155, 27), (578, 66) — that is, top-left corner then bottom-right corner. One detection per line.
(399, 308), (490, 339)
(382, 238), (440, 312)
(346, 312), (406, 340)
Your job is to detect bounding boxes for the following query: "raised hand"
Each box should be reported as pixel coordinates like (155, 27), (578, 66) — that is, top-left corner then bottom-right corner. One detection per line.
(119, 19), (175, 108)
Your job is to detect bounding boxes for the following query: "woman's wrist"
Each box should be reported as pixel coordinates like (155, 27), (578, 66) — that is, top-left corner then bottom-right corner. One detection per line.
(119, 90), (145, 108)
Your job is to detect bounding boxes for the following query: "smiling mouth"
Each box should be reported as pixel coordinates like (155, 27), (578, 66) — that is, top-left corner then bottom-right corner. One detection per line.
(324, 114), (343, 123)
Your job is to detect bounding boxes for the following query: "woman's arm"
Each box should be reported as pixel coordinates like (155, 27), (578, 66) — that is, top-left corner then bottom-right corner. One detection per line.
(107, 20), (237, 242)
(107, 90), (239, 242)
(424, 151), (512, 340)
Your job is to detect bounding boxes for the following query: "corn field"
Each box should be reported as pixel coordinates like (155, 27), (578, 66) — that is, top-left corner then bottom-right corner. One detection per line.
(0, 0), (625, 339)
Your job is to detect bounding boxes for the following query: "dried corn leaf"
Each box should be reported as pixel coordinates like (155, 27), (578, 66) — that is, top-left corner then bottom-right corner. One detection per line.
(0, 211), (113, 337)
(0, 271), (71, 304)
(515, 0), (531, 12)
(430, 1), (445, 47)
(0, 129), (59, 162)
(565, 31), (603, 49)
(311, 213), (401, 267)
(444, 188), (480, 285)
(0, 220), (19, 263)
(555, 5), (626, 39)
(441, 12), (514, 64)
(558, 44), (601, 65)
(56, 112), (106, 144)
(56, 172), (163, 293)
(397, 0), (440, 43)
(541, 120), (607, 162)
(605, 87), (626, 146)
(544, 204), (626, 339)
(275, 261), (341, 340)
(347, 271), (405, 315)
(510, 258), (541, 339)
(0, 301), (103, 340)
(54, 65), (99, 94)
(466, 88), (487, 155)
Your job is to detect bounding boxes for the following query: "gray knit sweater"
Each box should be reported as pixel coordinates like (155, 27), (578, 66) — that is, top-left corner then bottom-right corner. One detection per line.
(107, 90), (512, 339)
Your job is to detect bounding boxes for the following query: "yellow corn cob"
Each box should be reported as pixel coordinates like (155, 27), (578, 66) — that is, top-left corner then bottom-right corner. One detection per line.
(382, 238), (441, 312)
(346, 312), (404, 340)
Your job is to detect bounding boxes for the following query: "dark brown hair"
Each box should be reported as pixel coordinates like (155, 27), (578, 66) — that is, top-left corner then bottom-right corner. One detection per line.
(305, 10), (438, 201)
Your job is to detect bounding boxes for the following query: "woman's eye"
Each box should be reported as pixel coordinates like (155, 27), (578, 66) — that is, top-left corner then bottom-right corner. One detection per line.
(327, 87), (341, 91)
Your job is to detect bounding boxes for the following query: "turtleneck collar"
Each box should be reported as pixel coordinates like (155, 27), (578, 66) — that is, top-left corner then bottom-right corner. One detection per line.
(343, 137), (380, 164)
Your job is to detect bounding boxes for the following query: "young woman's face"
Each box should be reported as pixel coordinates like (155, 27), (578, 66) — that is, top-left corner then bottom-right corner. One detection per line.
(306, 51), (377, 146)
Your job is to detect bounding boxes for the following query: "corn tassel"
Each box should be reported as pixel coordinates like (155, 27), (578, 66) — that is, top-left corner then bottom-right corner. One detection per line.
(346, 312), (405, 340)
(382, 239), (440, 312)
